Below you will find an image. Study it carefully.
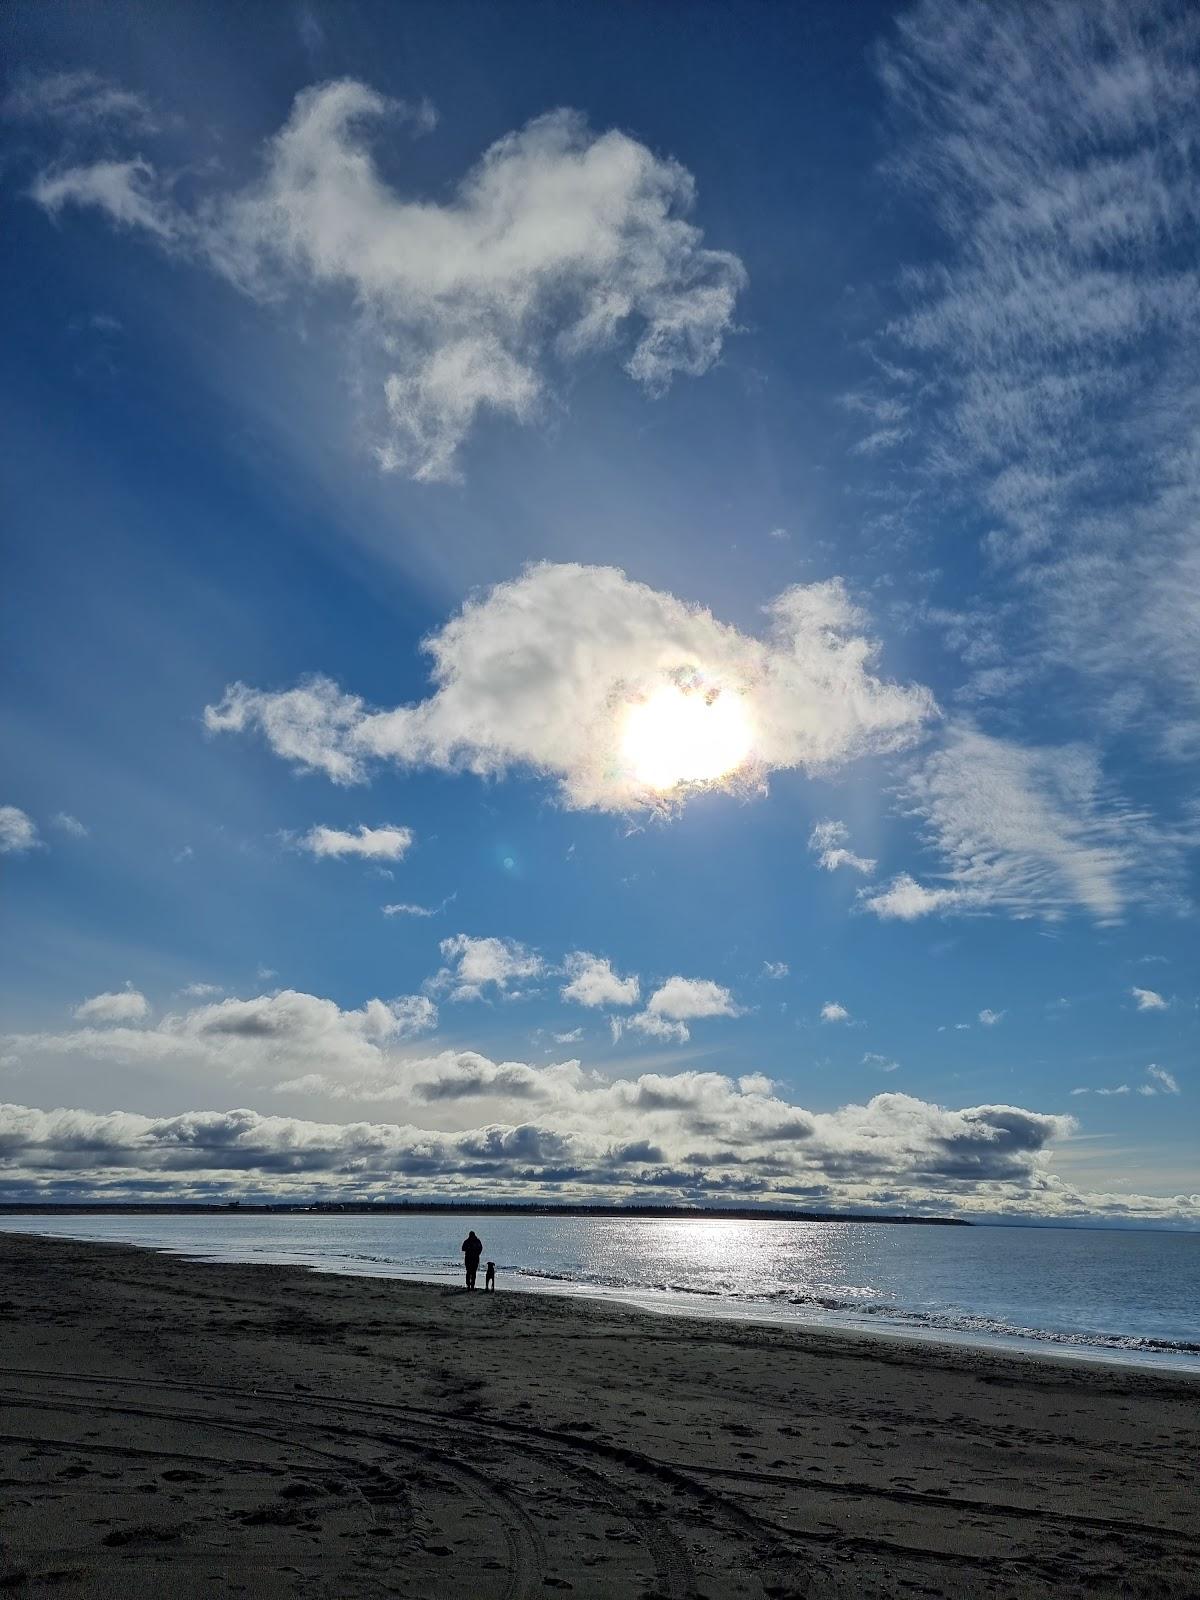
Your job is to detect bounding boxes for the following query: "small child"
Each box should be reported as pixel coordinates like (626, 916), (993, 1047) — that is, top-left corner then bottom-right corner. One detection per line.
(484, 1260), (496, 1291)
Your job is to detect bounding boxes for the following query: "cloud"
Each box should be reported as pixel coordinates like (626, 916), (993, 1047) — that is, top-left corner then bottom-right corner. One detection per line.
(205, 563), (934, 813)
(26, 83), (746, 480)
(872, 1), (1200, 753)
(614, 976), (741, 1046)
(0, 806), (41, 856)
(863, 1052), (899, 1073)
(4, 70), (160, 133)
(1131, 987), (1167, 1012)
(978, 1008), (1005, 1027)
(820, 1002), (850, 1024)
(296, 823), (414, 861)
(808, 819), (876, 875)
(8, 980), (1195, 1219)
(382, 894), (454, 918)
(51, 812), (87, 838)
(1144, 1064), (1180, 1095)
(863, 725), (1189, 923)
(560, 952), (639, 1009)
(182, 983), (222, 998)
(435, 934), (544, 1002)
(761, 961), (789, 980)
(0, 1083), (1088, 1213)
(552, 1028), (583, 1044)
(73, 988), (150, 1025)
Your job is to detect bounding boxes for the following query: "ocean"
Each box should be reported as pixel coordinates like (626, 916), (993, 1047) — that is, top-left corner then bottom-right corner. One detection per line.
(4, 1211), (1198, 1372)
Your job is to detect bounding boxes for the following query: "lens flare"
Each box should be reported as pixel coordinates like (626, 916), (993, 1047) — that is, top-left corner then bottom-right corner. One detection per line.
(621, 681), (753, 792)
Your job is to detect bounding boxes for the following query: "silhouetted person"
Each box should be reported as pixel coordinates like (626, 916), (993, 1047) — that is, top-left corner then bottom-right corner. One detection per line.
(462, 1230), (483, 1289)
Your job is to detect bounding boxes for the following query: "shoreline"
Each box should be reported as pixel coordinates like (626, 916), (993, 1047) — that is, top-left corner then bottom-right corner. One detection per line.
(3, 1233), (1197, 1598)
(3, 1217), (1196, 1377)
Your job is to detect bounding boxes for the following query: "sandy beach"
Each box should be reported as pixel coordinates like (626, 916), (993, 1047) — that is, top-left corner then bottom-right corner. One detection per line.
(1, 1234), (1196, 1598)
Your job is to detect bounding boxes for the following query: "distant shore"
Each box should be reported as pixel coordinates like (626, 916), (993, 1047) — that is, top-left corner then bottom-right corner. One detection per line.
(0, 1199), (970, 1224)
(2, 1233), (1196, 1598)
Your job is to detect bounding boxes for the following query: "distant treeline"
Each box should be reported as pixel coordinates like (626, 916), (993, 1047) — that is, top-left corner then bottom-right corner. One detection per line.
(0, 1200), (970, 1225)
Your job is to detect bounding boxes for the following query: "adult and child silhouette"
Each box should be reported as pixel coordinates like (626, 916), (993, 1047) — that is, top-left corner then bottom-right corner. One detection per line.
(461, 1230), (495, 1290)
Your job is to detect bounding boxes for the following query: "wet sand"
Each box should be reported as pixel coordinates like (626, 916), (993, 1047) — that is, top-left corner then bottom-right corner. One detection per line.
(1, 1233), (1196, 1598)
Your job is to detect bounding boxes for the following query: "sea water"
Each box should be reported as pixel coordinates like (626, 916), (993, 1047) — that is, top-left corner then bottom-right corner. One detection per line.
(3, 1212), (1198, 1372)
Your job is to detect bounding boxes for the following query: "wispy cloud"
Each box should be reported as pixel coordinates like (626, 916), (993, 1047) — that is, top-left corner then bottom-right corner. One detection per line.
(978, 1008), (1005, 1027)
(1131, 986), (1167, 1012)
(873, 0), (1200, 753)
(821, 1001), (850, 1024)
(863, 724), (1191, 922)
(808, 819), (876, 875)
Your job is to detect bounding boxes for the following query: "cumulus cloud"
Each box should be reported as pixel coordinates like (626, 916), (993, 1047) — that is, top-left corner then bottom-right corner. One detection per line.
(26, 82), (746, 480)
(1131, 986), (1167, 1012)
(808, 819), (876, 874)
(863, 725), (1188, 923)
(821, 1002), (850, 1024)
(434, 935), (544, 1002)
(0, 806), (41, 855)
(73, 988), (150, 1025)
(613, 976), (741, 1046)
(560, 952), (639, 1009)
(296, 822), (414, 860)
(205, 563), (934, 814)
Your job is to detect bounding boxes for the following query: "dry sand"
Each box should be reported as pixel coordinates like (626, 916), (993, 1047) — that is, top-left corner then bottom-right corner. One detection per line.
(0, 1233), (1196, 1599)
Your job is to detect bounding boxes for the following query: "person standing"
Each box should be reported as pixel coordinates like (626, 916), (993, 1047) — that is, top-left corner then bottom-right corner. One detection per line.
(461, 1229), (483, 1289)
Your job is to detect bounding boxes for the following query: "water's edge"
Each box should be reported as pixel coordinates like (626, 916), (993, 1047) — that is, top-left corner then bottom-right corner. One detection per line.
(7, 1222), (1198, 1377)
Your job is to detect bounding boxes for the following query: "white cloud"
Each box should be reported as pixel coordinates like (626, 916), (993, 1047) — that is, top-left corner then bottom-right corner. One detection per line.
(382, 895), (454, 918)
(0, 807), (41, 855)
(296, 822), (414, 861)
(761, 961), (789, 980)
(28, 83), (746, 480)
(552, 1027), (583, 1044)
(821, 1001), (850, 1024)
(863, 725), (1187, 923)
(873, 2), (1200, 753)
(808, 819), (876, 875)
(73, 987), (150, 1025)
(205, 563), (934, 814)
(560, 952), (639, 1009)
(978, 1008), (1005, 1027)
(8, 980), (1196, 1220)
(4, 70), (160, 133)
(51, 812), (87, 837)
(1144, 1064), (1180, 1095)
(863, 1052), (899, 1073)
(614, 975), (741, 1045)
(182, 983), (222, 998)
(1131, 987), (1167, 1012)
(435, 934), (544, 1002)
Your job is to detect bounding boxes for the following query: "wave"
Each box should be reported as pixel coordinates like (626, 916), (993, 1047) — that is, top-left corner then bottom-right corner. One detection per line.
(514, 1268), (1200, 1358)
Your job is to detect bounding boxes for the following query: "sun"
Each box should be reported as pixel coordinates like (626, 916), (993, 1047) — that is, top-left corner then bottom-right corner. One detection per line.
(621, 680), (753, 792)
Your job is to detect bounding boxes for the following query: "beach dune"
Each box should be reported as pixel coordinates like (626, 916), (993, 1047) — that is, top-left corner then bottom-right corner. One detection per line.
(1, 1234), (1196, 1598)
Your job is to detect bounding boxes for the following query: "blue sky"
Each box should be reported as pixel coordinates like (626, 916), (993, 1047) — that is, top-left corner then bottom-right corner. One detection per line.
(2, 0), (1196, 1222)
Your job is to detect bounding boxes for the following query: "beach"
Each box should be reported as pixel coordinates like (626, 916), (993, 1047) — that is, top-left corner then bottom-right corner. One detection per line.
(1, 1235), (1196, 1598)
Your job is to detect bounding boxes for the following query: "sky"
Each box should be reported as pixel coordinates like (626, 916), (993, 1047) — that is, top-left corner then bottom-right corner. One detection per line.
(2, 0), (1197, 1225)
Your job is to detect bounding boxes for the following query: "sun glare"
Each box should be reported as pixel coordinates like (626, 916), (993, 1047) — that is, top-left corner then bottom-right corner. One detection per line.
(621, 681), (753, 792)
